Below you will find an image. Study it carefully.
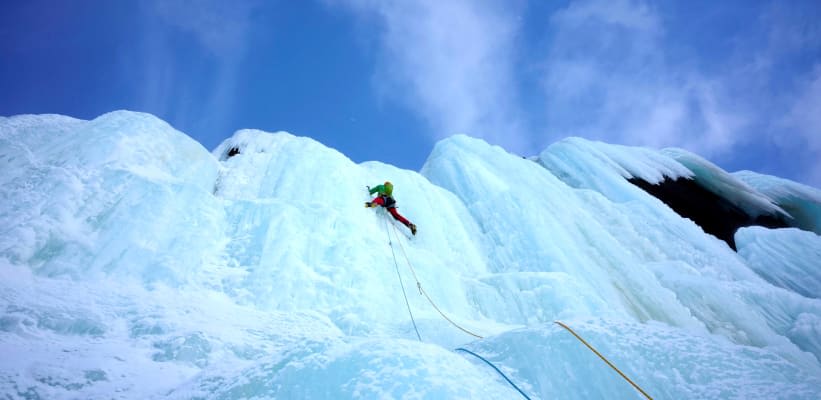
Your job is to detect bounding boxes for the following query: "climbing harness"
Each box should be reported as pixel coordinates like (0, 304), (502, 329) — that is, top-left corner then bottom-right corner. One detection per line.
(554, 320), (653, 400)
(455, 348), (532, 400)
(384, 217), (422, 342)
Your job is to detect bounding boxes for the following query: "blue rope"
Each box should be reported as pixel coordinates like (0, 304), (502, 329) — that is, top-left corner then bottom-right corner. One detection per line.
(455, 348), (532, 400)
(385, 216), (422, 342)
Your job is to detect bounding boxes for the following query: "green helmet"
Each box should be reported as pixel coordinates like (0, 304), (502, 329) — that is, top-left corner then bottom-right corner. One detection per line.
(384, 181), (393, 196)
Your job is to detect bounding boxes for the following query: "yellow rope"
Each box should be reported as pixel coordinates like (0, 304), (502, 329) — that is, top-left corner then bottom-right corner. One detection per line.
(380, 213), (652, 396)
(554, 320), (653, 400)
(390, 221), (484, 339)
(419, 285), (483, 339)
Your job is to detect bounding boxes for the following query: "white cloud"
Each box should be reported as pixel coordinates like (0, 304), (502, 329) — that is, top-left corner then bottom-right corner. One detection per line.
(782, 65), (821, 187)
(552, 0), (661, 35)
(134, 0), (261, 138)
(687, 80), (749, 155)
(540, 0), (749, 158)
(784, 66), (821, 151)
(536, 0), (821, 188)
(331, 0), (531, 152)
(151, 0), (259, 58)
(332, 0), (818, 186)
(807, 167), (821, 189)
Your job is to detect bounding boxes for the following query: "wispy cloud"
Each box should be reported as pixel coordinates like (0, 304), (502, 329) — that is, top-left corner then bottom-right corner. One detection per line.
(753, 2), (821, 187)
(151, 0), (258, 58)
(333, 0), (819, 185)
(330, 0), (532, 152)
(551, 0), (661, 34)
(541, 0), (748, 156)
(538, 0), (821, 187)
(785, 66), (821, 149)
(136, 0), (260, 140)
(782, 65), (821, 186)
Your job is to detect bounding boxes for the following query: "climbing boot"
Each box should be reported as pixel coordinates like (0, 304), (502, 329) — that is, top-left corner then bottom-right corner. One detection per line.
(410, 224), (417, 235)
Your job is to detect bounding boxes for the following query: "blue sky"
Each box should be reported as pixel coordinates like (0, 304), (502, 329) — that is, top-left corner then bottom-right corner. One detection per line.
(2, 0), (820, 187)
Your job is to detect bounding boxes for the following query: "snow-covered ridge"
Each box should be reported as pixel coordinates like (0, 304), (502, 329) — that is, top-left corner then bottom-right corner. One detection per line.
(1, 111), (820, 399)
(734, 170), (821, 233)
(538, 137), (798, 220)
(662, 147), (789, 217)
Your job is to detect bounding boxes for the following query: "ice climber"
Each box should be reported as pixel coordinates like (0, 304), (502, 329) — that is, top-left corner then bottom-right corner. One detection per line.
(366, 181), (417, 235)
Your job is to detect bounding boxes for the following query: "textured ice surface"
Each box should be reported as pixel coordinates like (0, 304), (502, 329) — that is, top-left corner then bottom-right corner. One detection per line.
(1, 112), (820, 399)
(734, 170), (821, 233)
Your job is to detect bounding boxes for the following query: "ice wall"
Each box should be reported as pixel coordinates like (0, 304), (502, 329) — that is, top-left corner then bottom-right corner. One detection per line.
(0, 111), (222, 281)
(540, 139), (807, 249)
(1, 112), (820, 399)
(734, 170), (821, 234)
(427, 135), (821, 369)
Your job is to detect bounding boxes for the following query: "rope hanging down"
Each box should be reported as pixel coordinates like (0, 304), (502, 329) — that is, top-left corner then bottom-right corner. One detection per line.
(379, 212), (653, 399)
(454, 348), (532, 400)
(384, 217), (422, 342)
(388, 220), (483, 339)
(554, 321), (653, 400)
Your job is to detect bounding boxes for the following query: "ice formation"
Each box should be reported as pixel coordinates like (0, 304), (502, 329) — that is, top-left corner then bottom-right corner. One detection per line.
(1, 111), (820, 399)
